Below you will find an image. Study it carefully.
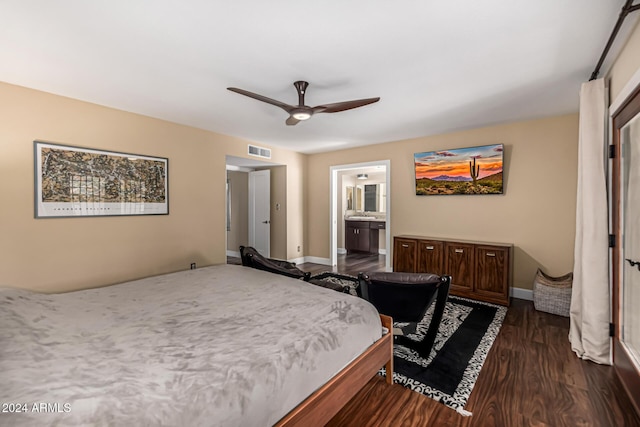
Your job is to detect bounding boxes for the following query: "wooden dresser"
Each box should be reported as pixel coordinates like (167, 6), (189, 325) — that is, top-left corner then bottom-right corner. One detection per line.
(393, 235), (512, 306)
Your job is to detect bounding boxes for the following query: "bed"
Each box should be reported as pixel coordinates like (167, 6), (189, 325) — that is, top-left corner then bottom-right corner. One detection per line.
(0, 264), (392, 426)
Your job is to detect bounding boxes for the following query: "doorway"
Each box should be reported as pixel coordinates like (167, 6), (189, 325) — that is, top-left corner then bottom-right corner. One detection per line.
(329, 160), (391, 271)
(611, 80), (640, 413)
(225, 155), (282, 261)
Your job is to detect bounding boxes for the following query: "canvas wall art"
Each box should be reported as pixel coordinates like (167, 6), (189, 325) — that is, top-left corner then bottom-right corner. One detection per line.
(414, 144), (504, 195)
(34, 141), (169, 217)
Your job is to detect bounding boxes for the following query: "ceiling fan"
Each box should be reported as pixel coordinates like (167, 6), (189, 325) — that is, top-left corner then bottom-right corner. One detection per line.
(227, 81), (380, 126)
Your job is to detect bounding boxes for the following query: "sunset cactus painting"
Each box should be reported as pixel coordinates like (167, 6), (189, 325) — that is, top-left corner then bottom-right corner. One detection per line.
(414, 144), (504, 195)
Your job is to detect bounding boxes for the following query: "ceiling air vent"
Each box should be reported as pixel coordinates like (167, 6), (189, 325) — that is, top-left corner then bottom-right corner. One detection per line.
(248, 144), (271, 159)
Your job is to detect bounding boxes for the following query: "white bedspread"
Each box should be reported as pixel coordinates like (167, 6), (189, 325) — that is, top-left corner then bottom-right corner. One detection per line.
(0, 265), (382, 426)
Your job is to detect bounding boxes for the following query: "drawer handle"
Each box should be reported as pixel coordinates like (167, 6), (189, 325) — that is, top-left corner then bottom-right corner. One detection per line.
(455, 249), (464, 253)
(402, 244), (409, 248)
(425, 246), (434, 250)
(486, 253), (496, 257)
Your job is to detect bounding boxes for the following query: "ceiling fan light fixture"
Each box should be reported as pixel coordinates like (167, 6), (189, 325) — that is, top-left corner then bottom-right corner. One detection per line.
(292, 111), (311, 121)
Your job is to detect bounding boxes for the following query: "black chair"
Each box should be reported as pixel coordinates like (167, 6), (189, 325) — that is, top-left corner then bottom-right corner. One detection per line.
(358, 271), (451, 359)
(239, 246), (311, 281)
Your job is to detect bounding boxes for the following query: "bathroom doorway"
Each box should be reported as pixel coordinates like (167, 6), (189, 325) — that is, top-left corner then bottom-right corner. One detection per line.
(329, 160), (391, 271)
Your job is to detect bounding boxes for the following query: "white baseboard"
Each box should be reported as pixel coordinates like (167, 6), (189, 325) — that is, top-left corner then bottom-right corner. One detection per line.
(511, 287), (533, 301)
(287, 256), (333, 266)
(288, 256), (305, 265)
(302, 256), (332, 266)
(226, 250), (241, 258)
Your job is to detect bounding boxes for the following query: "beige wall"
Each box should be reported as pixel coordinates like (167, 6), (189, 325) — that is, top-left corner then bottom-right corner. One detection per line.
(0, 82), (305, 292)
(307, 114), (579, 290)
(287, 158), (306, 260)
(268, 165), (287, 259)
(9, 17), (639, 294)
(607, 19), (640, 105)
(226, 170), (248, 254)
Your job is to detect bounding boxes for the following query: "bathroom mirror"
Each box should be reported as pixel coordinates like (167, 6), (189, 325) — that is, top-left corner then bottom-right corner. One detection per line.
(351, 183), (385, 212)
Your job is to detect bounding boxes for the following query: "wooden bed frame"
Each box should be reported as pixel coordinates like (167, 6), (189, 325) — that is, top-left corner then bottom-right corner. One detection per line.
(276, 314), (394, 426)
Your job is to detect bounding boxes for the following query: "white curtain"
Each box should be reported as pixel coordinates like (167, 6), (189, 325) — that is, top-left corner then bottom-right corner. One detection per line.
(569, 78), (610, 365)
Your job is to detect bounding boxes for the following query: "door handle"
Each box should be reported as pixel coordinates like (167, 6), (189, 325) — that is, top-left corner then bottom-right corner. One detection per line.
(625, 259), (640, 271)
(402, 244), (409, 248)
(425, 246), (434, 250)
(486, 253), (496, 257)
(261, 220), (270, 224)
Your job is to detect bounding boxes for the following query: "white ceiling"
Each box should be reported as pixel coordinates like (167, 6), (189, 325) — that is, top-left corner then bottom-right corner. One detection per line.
(0, 1), (635, 154)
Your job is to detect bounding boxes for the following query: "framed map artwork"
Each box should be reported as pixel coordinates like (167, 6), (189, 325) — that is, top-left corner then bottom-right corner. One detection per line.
(34, 141), (169, 218)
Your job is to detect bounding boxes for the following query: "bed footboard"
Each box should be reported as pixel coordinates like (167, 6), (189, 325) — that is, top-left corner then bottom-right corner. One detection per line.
(275, 314), (393, 427)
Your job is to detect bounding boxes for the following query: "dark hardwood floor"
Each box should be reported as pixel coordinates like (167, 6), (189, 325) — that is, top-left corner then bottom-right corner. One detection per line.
(328, 300), (640, 427)
(228, 254), (640, 426)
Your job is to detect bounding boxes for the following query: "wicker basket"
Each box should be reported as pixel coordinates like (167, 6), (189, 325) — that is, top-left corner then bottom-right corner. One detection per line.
(532, 269), (572, 317)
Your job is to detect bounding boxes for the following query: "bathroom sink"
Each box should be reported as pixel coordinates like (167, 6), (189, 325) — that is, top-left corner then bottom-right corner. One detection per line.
(347, 216), (387, 221)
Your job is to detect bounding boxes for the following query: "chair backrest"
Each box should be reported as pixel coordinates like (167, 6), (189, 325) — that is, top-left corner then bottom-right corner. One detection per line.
(359, 271), (451, 359)
(239, 246), (310, 280)
(358, 272), (450, 323)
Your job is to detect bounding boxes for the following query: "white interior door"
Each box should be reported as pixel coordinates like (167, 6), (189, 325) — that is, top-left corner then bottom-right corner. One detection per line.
(249, 170), (270, 257)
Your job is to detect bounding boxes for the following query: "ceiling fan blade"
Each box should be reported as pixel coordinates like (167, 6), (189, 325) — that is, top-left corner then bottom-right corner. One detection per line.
(285, 116), (300, 126)
(227, 87), (295, 113)
(313, 97), (380, 114)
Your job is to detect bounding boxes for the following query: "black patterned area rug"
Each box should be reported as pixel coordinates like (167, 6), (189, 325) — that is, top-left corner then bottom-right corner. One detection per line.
(381, 296), (507, 416)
